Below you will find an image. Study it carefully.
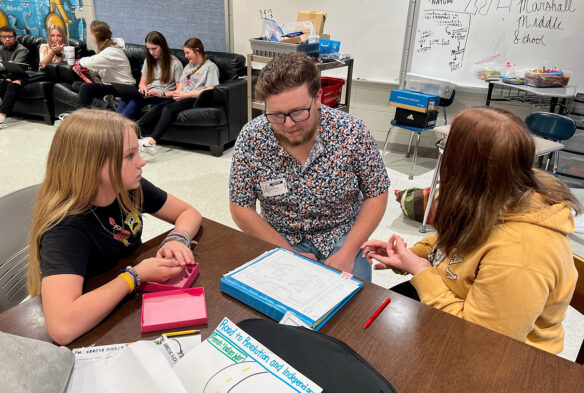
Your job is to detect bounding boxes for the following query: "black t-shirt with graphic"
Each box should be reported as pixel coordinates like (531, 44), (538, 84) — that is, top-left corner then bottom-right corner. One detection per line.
(40, 178), (167, 280)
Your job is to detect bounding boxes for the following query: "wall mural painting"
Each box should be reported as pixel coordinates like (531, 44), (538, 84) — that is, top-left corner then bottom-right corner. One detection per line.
(0, 0), (89, 41)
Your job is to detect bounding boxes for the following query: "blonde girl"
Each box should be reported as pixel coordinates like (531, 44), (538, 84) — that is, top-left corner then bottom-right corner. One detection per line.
(28, 108), (202, 345)
(39, 24), (67, 69)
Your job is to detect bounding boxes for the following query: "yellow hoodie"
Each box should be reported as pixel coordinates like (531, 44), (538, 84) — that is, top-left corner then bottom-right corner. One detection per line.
(410, 196), (577, 354)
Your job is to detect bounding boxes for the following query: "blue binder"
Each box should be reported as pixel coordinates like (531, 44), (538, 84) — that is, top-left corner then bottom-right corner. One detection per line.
(220, 248), (363, 331)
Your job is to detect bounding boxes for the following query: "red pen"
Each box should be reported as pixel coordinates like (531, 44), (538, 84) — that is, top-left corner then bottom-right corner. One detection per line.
(363, 297), (392, 328)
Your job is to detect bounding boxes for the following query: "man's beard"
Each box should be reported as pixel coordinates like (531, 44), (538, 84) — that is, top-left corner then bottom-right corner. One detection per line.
(274, 124), (318, 147)
(273, 109), (320, 147)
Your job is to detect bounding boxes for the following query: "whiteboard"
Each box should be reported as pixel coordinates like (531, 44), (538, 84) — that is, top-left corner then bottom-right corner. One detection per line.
(231, 0), (410, 84)
(408, 0), (584, 90)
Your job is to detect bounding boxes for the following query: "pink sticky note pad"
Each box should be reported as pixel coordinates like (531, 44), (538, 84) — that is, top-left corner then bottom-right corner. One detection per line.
(141, 263), (200, 292)
(141, 287), (207, 332)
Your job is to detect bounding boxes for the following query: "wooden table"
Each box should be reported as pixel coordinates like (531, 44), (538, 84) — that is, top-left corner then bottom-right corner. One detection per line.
(1, 218), (583, 392)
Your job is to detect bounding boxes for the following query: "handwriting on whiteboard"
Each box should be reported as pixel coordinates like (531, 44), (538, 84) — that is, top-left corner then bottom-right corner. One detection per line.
(416, 10), (470, 71)
(415, 0), (577, 72)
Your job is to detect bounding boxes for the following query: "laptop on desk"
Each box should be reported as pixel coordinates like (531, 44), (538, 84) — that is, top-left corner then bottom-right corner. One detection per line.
(0, 61), (29, 78)
(112, 83), (156, 100)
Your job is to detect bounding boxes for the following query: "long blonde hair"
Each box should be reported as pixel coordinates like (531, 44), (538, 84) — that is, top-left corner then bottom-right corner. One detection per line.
(27, 109), (142, 296)
(47, 24), (67, 45)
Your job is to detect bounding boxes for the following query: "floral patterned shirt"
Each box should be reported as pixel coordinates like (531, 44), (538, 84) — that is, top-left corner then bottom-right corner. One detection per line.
(229, 105), (390, 256)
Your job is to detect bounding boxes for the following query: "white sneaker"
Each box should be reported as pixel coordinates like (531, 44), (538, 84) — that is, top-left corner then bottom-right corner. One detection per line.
(138, 137), (156, 155)
(54, 112), (70, 127)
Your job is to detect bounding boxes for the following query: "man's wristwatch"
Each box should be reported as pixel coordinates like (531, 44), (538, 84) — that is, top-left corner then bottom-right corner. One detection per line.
(161, 92), (166, 98)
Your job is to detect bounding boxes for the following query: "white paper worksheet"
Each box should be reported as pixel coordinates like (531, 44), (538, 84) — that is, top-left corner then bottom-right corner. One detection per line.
(230, 249), (360, 321)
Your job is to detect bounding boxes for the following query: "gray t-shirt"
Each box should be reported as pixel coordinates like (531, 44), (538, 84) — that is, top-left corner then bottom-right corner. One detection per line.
(141, 55), (183, 93)
(179, 59), (220, 93)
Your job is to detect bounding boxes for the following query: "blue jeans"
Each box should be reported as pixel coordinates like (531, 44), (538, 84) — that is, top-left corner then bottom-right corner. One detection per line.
(118, 97), (164, 119)
(283, 231), (372, 281)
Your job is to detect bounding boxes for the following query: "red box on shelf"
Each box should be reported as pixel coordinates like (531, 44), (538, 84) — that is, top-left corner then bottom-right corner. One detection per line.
(321, 77), (345, 107)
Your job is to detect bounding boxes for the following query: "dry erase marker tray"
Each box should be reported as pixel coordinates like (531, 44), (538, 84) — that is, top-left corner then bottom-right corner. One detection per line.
(141, 263), (199, 292)
(141, 287), (207, 332)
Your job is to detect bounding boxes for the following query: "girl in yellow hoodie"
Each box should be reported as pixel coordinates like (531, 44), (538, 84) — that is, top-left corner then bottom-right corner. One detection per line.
(362, 107), (581, 354)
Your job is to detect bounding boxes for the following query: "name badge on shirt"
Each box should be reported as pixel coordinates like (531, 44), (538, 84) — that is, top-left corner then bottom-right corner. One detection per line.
(260, 178), (288, 197)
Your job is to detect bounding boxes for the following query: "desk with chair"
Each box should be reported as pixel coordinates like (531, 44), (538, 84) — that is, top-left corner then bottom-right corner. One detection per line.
(485, 81), (577, 115)
(384, 91), (456, 180)
(526, 112), (577, 173)
(1, 217), (583, 392)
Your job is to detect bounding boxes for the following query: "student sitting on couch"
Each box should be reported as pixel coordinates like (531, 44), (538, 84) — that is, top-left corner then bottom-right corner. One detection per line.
(116, 31), (183, 120)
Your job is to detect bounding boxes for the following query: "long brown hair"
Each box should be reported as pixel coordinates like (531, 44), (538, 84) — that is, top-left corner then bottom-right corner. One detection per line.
(183, 37), (208, 75)
(145, 31), (172, 84)
(90, 20), (117, 52)
(434, 107), (581, 255)
(27, 109), (143, 296)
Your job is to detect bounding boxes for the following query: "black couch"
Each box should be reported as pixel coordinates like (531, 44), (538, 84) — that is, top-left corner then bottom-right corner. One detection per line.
(52, 43), (247, 157)
(0, 34), (92, 124)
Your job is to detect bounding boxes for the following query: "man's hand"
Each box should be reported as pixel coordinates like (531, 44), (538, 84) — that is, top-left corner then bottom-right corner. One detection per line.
(324, 248), (355, 273)
(297, 251), (317, 261)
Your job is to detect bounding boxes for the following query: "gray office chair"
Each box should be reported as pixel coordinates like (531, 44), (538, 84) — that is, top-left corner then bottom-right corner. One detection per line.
(0, 184), (40, 312)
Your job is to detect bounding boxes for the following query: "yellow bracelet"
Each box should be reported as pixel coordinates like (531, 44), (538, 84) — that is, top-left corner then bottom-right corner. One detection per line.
(119, 272), (135, 294)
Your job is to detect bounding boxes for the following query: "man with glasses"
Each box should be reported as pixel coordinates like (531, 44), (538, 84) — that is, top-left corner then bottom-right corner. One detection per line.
(229, 53), (389, 281)
(0, 26), (29, 124)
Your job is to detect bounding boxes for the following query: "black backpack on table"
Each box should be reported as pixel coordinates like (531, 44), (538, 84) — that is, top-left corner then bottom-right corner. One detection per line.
(237, 318), (397, 393)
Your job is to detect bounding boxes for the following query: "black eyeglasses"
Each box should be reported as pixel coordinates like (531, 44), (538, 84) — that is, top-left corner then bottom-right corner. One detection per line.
(265, 98), (314, 124)
(0, 35), (15, 40)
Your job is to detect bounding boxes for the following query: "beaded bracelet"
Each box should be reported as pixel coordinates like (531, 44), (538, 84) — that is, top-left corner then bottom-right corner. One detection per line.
(159, 228), (194, 249)
(160, 234), (189, 249)
(170, 228), (191, 241)
(119, 272), (135, 294)
(125, 265), (141, 288)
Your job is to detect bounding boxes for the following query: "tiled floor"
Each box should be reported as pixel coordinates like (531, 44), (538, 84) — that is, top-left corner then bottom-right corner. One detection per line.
(1, 116), (582, 362)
